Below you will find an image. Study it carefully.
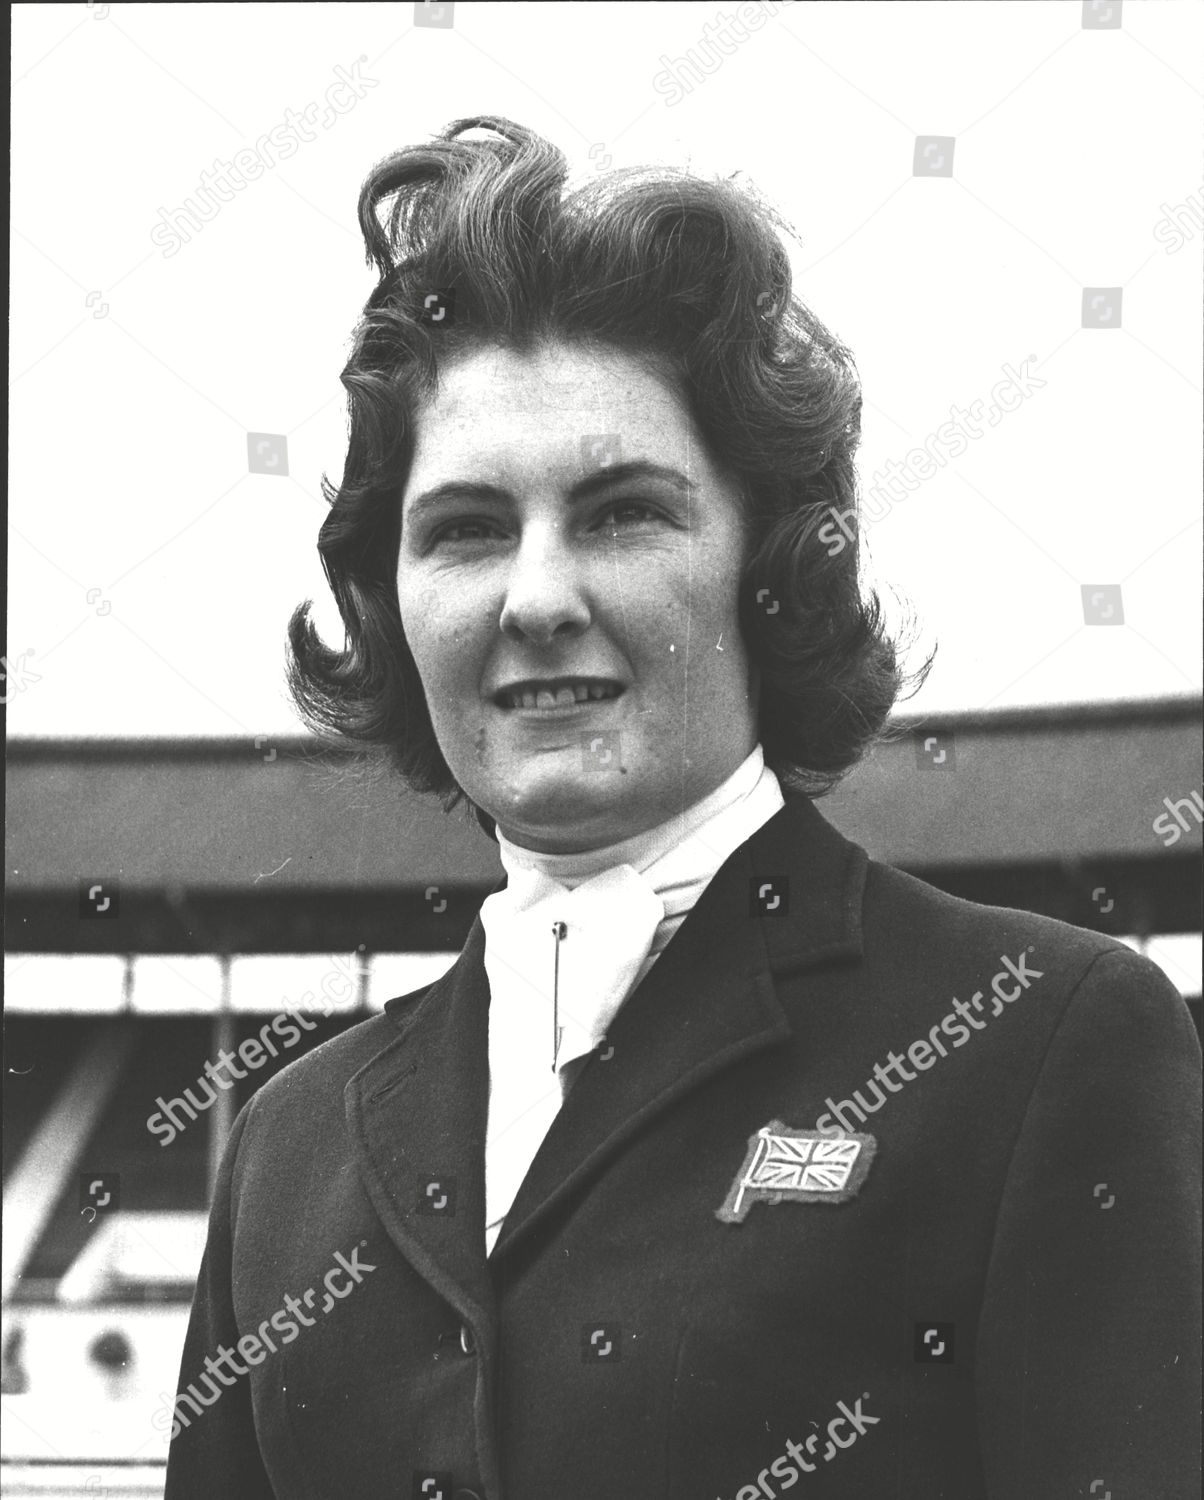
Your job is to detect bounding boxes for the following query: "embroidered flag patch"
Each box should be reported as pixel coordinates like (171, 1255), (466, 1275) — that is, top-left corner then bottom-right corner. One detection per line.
(716, 1120), (877, 1223)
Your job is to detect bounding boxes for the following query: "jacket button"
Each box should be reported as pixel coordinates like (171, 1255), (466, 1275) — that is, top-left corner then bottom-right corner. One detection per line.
(458, 1324), (476, 1356)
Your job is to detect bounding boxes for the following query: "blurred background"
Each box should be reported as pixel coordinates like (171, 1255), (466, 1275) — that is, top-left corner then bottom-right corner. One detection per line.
(6, 1), (1202, 1494)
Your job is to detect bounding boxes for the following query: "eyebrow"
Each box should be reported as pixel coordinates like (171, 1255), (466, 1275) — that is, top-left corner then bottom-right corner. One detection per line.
(403, 460), (696, 521)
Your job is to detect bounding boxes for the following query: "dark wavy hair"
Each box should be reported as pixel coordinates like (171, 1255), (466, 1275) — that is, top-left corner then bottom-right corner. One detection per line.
(287, 115), (925, 825)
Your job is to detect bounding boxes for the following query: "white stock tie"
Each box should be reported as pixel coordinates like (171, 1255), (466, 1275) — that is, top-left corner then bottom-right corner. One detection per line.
(481, 862), (664, 1247)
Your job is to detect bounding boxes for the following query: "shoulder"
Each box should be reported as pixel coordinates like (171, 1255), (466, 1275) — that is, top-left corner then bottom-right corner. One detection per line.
(863, 857), (1113, 961)
(242, 983), (432, 1127)
(860, 857), (1193, 1044)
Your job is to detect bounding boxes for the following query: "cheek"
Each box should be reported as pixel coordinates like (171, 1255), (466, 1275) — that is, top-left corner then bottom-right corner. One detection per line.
(685, 554), (751, 678)
(615, 552), (742, 669)
(398, 593), (437, 674)
(399, 581), (494, 712)
(674, 549), (746, 637)
(707, 544), (748, 630)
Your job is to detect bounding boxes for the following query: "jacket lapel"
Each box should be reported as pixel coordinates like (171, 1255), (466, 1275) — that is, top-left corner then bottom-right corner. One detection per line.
(491, 791), (868, 1261)
(344, 919), (497, 1332)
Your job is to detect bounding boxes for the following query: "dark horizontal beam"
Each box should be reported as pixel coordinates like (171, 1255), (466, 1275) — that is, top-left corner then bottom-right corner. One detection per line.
(7, 854), (1199, 955)
(8, 693), (1200, 763)
(7, 698), (1202, 886)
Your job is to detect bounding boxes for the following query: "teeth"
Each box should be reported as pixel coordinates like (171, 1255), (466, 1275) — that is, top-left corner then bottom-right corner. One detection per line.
(503, 681), (621, 708)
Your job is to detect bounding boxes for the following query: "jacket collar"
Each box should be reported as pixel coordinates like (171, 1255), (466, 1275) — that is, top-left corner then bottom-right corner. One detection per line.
(344, 791), (867, 1314)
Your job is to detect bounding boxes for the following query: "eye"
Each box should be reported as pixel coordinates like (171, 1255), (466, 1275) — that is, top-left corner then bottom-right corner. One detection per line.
(429, 518), (505, 546)
(594, 501), (662, 532)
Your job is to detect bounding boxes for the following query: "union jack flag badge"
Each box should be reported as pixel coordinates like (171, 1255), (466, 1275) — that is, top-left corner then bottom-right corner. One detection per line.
(716, 1121), (877, 1223)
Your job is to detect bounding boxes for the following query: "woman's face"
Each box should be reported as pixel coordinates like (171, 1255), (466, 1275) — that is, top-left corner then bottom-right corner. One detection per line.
(396, 341), (759, 853)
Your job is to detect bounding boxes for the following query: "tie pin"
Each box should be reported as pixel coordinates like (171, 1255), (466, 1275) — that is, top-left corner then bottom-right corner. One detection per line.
(552, 922), (567, 1070)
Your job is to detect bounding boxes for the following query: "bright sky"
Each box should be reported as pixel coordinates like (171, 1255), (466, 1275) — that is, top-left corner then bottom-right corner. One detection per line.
(9, 0), (1202, 738)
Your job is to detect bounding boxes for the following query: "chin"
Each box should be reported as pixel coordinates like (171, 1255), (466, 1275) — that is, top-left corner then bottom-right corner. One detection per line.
(489, 769), (628, 846)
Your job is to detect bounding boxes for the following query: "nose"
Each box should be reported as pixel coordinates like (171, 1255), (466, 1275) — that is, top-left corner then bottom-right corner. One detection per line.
(498, 523), (591, 646)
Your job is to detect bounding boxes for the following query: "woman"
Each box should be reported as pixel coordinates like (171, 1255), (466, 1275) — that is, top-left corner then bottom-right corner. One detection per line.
(165, 117), (1200, 1499)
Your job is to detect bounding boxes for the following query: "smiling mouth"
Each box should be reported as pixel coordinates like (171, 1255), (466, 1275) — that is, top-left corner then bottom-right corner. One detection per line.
(493, 678), (624, 711)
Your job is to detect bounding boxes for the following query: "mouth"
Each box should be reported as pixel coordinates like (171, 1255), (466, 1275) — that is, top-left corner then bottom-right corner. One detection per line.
(491, 677), (625, 712)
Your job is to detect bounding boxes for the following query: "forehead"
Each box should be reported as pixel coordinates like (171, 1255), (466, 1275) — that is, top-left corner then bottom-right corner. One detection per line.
(405, 342), (709, 485)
